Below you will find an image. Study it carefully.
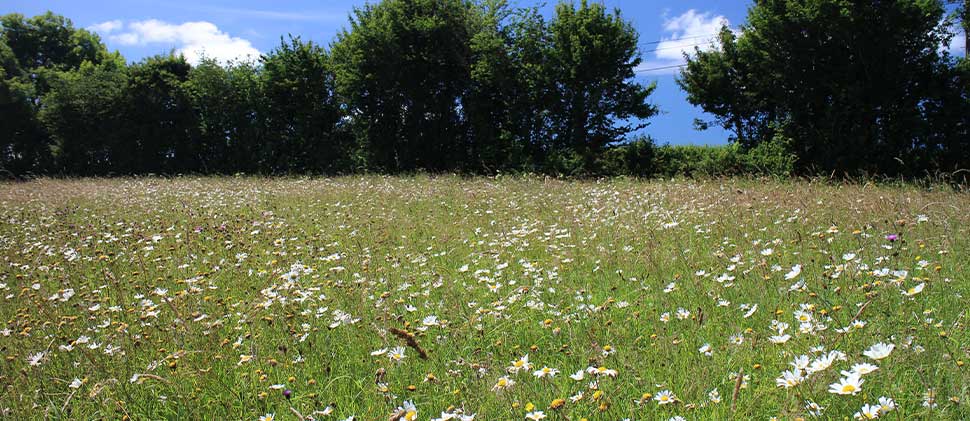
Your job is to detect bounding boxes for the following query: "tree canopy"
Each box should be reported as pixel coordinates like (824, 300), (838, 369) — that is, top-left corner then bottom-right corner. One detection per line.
(3, 1), (969, 178)
(679, 0), (969, 175)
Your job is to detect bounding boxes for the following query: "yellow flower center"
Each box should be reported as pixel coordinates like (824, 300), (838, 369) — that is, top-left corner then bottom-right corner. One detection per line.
(842, 384), (856, 393)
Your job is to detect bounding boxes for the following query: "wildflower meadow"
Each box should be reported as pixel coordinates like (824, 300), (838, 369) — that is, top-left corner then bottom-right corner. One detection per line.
(0, 176), (967, 420)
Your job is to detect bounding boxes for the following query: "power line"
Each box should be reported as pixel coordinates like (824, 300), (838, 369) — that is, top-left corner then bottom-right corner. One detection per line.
(634, 63), (687, 74)
(640, 26), (739, 47)
(642, 41), (716, 55)
(640, 32), (720, 46)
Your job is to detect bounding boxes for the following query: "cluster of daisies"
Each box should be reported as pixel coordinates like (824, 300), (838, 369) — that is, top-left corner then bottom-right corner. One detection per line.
(0, 178), (965, 420)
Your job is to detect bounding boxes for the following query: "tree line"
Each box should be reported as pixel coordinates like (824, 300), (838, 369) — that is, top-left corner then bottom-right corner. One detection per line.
(1, 0), (968, 178)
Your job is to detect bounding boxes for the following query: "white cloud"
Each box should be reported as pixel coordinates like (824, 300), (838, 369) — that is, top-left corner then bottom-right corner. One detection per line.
(88, 20), (123, 34)
(93, 19), (260, 65)
(656, 10), (729, 61)
(637, 10), (730, 76)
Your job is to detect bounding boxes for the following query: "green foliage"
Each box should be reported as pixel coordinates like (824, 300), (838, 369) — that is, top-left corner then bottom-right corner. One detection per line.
(0, 12), (107, 72)
(39, 55), (128, 174)
(0, 11), (110, 176)
(331, 0), (477, 172)
(680, 0), (965, 176)
(742, 131), (797, 177)
(4, 177), (968, 418)
(123, 54), (198, 174)
(545, 1), (657, 173)
(652, 143), (744, 178)
(330, 0), (656, 174)
(3, 6), (657, 177)
(597, 137), (656, 177)
(463, 0), (530, 172)
(185, 58), (264, 174)
(262, 37), (352, 174)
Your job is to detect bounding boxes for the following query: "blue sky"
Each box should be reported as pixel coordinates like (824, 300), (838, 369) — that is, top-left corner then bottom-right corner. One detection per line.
(11, 1), (962, 146)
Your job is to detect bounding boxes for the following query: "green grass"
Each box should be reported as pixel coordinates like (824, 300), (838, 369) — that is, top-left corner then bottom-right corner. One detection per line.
(0, 176), (967, 420)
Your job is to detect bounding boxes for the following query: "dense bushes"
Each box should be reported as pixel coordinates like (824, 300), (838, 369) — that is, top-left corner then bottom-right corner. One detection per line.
(601, 135), (796, 178)
(1, 2), (656, 177)
(2, 1), (969, 179)
(680, 0), (970, 177)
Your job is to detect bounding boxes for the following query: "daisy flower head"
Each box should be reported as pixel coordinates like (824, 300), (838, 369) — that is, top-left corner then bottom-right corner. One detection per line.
(601, 344), (615, 356)
(851, 362), (879, 375)
(509, 355), (532, 373)
(396, 400), (417, 421)
(776, 369), (804, 388)
(877, 396), (896, 414)
(525, 411), (546, 420)
(853, 403), (880, 420)
(532, 366), (559, 378)
(27, 352), (46, 367)
(902, 283), (925, 297)
(829, 374), (864, 395)
(655, 390), (677, 405)
(805, 400), (824, 417)
(675, 308), (691, 320)
(388, 346), (406, 363)
(586, 366), (618, 377)
(492, 376), (515, 391)
(863, 342), (894, 360)
(708, 388), (721, 403)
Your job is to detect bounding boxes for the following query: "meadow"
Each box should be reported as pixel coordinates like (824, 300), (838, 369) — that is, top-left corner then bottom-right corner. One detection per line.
(0, 176), (967, 420)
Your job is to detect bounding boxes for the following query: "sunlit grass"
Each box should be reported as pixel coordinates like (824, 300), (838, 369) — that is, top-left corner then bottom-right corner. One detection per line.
(0, 176), (967, 420)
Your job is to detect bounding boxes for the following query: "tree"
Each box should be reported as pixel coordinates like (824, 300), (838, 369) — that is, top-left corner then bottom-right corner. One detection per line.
(261, 37), (351, 174)
(1, 12), (107, 72)
(0, 37), (48, 176)
(503, 6), (556, 169)
(0, 12), (109, 176)
(680, 0), (958, 175)
(332, 0), (477, 172)
(462, 0), (523, 172)
(40, 54), (127, 175)
(186, 58), (264, 173)
(544, 1), (657, 174)
(122, 54), (198, 174)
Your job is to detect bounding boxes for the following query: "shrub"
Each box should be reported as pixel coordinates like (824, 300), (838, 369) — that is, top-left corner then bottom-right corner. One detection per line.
(653, 143), (744, 177)
(598, 137), (656, 177)
(742, 132), (797, 177)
